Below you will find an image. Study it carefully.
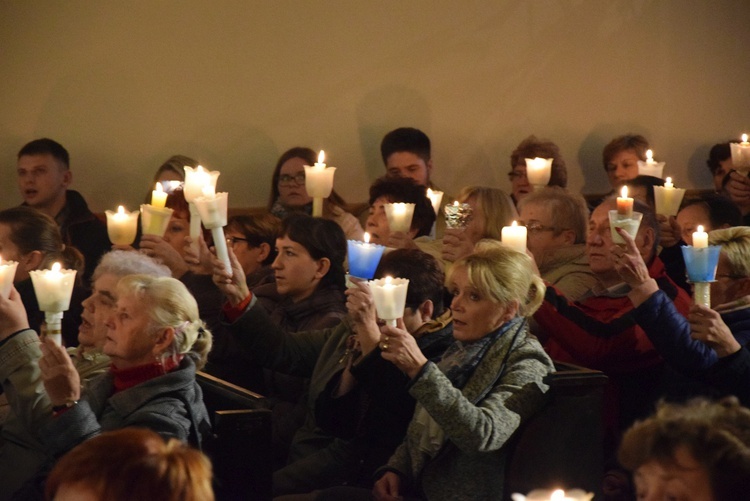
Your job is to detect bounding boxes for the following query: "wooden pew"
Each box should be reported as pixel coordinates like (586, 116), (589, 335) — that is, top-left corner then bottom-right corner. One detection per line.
(504, 362), (608, 500)
(197, 371), (273, 501)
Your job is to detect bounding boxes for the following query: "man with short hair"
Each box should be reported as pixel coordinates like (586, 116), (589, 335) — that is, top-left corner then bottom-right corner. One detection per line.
(534, 198), (692, 436)
(518, 187), (596, 301)
(16, 138), (110, 281)
(380, 127), (433, 187)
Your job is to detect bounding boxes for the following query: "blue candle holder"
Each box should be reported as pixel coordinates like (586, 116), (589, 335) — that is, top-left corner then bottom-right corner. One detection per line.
(681, 245), (721, 282)
(347, 239), (386, 279)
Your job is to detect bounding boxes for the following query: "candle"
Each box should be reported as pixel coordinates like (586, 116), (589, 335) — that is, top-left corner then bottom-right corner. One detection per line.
(140, 203), (174, 237)
(105, 205), (139, 246)
(616, 186), (633, 218)
(28, 262), (77, 346)
(653, 177), (686, 216)
(637, 149), (665, 178)
(368, 276), (410, 326)
(693, 225), (708, 249)
(730, 133), (750, 170)
(347, 232), (386, 279)
(501, 221), (527, 253)
(151, 182), (168, 208)
(0, 256), (19, 299)
(384, 203), (416, 233)
(193, 188), (232, 277)
(426, 188), (444, 216)
(510, 488), (594, 501)
(304, 150), (337, 217)
(183, 165), (220, 203)
(525, 157), (552, 187)
(444, 201), (473, 229)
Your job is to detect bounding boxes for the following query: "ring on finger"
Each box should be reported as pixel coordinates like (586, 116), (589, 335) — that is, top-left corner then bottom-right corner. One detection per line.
(380, 342), (389, 351)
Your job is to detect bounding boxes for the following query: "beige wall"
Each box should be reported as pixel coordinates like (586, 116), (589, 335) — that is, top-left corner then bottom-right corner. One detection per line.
(1, 1), (748, 212)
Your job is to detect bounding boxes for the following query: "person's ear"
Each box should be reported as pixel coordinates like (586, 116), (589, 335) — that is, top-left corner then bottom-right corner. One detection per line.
(502, 300), (520, 323)
(62, 168), (72, 188)
(314, 257), (331, 279)
(256, 242), (271, 263)
(637, 227), (656, 261)
(22, 250), (44, 272)
(152, 326), (176, 357)
(417, 299), (434, 322)
(560, 229), (576, 246)
(735, 277), (750, 297)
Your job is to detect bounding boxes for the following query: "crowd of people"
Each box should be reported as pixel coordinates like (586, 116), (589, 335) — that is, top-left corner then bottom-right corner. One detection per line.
(1, 129), (749, 500)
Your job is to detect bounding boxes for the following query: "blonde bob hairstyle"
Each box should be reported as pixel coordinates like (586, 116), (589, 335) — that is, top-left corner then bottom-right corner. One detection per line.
(456, 186), (517, 240)
(448, 240), (545, 317)
(709, 226), (750, 278)
(117, 275), (213, 369)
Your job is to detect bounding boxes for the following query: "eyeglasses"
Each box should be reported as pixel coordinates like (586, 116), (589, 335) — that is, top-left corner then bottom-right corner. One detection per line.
(227, 236), (250, 246)
(278, 173), (306, 186)
(517, 220), (559, 234)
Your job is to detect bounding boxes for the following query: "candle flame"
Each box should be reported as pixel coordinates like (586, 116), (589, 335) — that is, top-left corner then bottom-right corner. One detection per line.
(117, 205), (125, 214)
(551, 490), (565, 501)
(196, 165), (205, 173)
(155, 182), (164, 193)
(318, 150), (325, 164)
(511, 220), (518, 227)
(743, 134), (748, 143)
(646, 149), (653, 161)
(666, 177), (672, 184)
(51, 262), (62, 273)
(385, 276), (392, 285)
(427, 188), (433, 196)
(453, 200), (459, 206)
(697, 225), (704, 233)
(364, 232), (370, 244)
(621, 185), (628, 198)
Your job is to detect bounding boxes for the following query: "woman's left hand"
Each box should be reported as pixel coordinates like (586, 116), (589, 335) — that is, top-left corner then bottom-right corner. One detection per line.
(442, 228), (474, 262)
(611, 227), (651, 288)
(139, 234), (189, 278)
(39, 337), (81, 407)
(183, 235), (214, 275)
(379, 319), (428, 379)
(689, 304), (741, 358)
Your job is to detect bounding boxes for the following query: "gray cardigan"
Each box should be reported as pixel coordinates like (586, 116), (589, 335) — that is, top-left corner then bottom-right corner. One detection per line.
(384, 320), (554, 500)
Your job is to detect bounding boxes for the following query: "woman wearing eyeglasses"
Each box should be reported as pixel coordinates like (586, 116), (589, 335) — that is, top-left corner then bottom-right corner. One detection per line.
(268, 147), (365, 240)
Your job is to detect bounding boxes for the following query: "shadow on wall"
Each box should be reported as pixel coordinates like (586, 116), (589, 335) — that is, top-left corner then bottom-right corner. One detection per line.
(687, 143), (718, 190)
(355, 85), (432, 181)
(578, 123), (651, 195)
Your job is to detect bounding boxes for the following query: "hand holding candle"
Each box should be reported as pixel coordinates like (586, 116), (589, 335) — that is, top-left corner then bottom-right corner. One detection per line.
(193, 186), (232, 277)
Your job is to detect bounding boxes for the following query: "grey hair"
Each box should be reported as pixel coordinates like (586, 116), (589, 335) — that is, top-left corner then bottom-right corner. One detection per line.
(92, 251), (171, 282)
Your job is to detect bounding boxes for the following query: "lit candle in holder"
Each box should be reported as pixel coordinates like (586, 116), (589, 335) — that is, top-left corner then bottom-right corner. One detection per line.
(501, 221), (527, 253)
(151, 182), (168, 208)
(653, 176), (686, 216)
(444, 201), (473, 229)
(105, 205), (139, 245)
(682, 227), (720, 307)
(384, 202), (415, 234)
(347, 232), (386, 280)
(369, 276), (409, 327)
(616, 186), (634, 218)
(193, 185), (232, 277)
(304, 150), (336, 217)
(525, 157), (552, 189)
(511, 488), (593, 501)
(730, 134), (750, 171)
(637, 149), (665, 178)
(184, 165), (221, 244)
(140, 202), (174, 238)
(0, 256), (19, 299)
(426, 188), (444, 239)
(29, 262), (77, 346)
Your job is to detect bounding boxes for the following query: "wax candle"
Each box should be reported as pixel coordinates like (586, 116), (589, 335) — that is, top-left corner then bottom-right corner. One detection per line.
(29, 262), (77, 346)
(501, 221), (527, 253)
(347, 232), (386, 279)
(0, 256), (19, 299)
(384, 203), (415, 233)
(616, 186), (634, 218)
(693, 225), (708, 248)
(368, 276), (410, 326)
(510, 488), (594, 501)
(730, 134), (750, 170)
(637, 149), (665, 178)
(525, 157), (552, 187)
(105, 205), (139, 245)
(426, 188), (444, 216)
(193, 188), (232, 277)
(653, 177), (686, 217)
(304, 150), (337, 217)
(183, 165), (220, 203)
(444, 201), (473, 229)
(151, 183), (168, 208)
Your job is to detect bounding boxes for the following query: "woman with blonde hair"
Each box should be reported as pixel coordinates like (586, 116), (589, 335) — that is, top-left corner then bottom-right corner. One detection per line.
(45, 428), (214, 501)
(321, 242), (555, 500)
